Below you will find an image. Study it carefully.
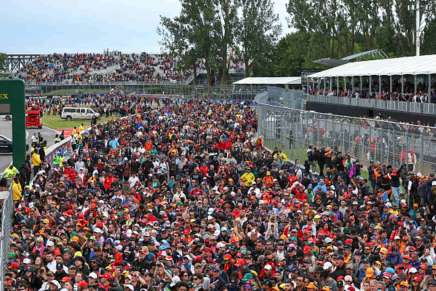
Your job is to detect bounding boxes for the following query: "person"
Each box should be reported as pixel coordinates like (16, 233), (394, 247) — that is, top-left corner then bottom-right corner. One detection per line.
(1, 165), (19, 181)
(31, 149), (42, 175)
(53, 134), (61, 144)
(0, 177), (8, 192)
(4, 97), (436, 290)
(11, 176), (22, 202)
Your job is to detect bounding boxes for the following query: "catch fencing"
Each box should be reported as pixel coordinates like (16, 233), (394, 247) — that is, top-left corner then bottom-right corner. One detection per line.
(32, 83), (262, 100)
(256, 91), (436, 174)
(0, 188), (14, 291)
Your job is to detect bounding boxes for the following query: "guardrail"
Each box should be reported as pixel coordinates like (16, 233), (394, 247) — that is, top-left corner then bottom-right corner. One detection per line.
(0, 133), (74, 289)
(306, 94), (436, 115)
(0, 187), (14, 291)
(256, 94), (436, 175)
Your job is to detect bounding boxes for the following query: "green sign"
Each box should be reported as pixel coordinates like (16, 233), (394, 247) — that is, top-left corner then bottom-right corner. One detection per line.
(0, 80), (25, 168)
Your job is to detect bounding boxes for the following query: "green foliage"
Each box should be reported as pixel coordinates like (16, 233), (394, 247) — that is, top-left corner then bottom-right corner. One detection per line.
(159, 0), (281, 85)
(272, 0), (436, 75)
(239, 0), (281, 77)
(0, 53), (6, 72)
(160, 0), (436, 80)
(287, 0), (436, 57)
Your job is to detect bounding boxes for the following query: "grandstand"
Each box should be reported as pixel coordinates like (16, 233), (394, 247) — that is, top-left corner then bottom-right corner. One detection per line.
(305, 54), (436, 124)
(14, 52), (188, 84)
(10, 52), (246, 86)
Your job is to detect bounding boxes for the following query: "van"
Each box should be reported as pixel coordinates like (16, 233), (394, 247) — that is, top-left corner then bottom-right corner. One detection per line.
(61, 107), (100, 120)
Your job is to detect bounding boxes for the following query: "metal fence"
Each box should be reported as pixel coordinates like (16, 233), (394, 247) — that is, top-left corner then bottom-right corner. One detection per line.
(29, 83), (262, 100)
(0, 189), (13, 291)
(255, 87), (306, 110)
(307, 94), (436, 116)
(257, 93), (436, 175)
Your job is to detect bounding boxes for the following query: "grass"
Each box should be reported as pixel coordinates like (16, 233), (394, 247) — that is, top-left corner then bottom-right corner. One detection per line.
(42, 114), (119, 130)
(263, 139), (370, 179)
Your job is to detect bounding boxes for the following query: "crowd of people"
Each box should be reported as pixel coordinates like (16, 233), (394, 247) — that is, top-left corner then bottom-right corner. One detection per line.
(27, 90), (159, 121)
(15, 52), (246, 85)
(16, 53), (189, 84)
(2, 97), (436, 290)
(308, 88), (436, 104)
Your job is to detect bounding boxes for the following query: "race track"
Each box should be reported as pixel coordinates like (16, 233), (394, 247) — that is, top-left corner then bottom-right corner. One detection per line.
(0, 118), (58, 172)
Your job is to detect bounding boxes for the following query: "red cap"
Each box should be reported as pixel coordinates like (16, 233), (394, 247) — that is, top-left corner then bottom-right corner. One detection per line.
(101, 273), (112, 280)
(61, 276), (71, 283)
(345, 239), (353, 245)
(77, 281), (88, 288)
(303, 245), (311, 254)
(9, 262), (19, 270)
(235, 258), (246, 267)
(223, 254), (232, 261)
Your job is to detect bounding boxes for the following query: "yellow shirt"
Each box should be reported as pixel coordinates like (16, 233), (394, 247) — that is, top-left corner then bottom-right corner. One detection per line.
(12, 181), (22, 201)
(31, 153), (42, 167)
(240, 172), (255, 187)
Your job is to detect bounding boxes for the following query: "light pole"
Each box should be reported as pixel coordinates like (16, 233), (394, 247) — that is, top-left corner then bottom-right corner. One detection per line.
(416, 0), (421, 56)
(410, 0), (427, 56)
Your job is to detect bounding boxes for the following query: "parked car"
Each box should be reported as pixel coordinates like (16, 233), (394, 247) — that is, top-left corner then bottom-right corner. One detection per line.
(61, 107), (100, 120)
(0, 135), (12, 154)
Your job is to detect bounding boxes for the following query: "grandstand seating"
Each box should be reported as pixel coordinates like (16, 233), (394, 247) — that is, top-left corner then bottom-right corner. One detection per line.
(15, 52), (245, 84)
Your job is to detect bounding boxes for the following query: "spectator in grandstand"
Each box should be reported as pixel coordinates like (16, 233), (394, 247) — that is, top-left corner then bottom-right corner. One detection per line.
(5, 97), (436, 290)
(16, 53), (191, 84)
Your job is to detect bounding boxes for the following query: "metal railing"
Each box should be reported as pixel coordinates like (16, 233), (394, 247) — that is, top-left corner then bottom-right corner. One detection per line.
(0, 188), (13, 291)
(28, 83), (264, 100)
(257, 97), (436, 175)
(306, 94), (436, 115)
(254, 87), (306, 110)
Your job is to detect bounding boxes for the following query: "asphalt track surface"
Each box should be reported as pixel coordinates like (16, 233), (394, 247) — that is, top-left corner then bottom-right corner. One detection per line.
(0, 118), (58, 172)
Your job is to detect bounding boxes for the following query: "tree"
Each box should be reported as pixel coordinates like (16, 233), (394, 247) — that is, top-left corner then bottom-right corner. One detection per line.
(0, 53), (6, 72)
(285, 0), (436, 65)
(270, 32), (326, 76)
(213, 0), (239, 84)
(159, 0), (220, 91)
(238, 0), (281, 77)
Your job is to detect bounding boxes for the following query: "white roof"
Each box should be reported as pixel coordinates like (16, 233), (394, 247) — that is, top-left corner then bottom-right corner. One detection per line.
(310, 54), (436, 78)
(233, 77), (301, 85)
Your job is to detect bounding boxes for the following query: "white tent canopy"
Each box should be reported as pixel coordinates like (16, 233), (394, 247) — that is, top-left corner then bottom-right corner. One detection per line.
(310, 54), (436, 78)
(233, 77), (301, 85)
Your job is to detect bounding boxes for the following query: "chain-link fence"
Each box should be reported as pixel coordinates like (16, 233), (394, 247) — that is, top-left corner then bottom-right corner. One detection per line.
(256, 92), (436, 175)
(0, 189), (13, 291)
(31, 83), (263, 100)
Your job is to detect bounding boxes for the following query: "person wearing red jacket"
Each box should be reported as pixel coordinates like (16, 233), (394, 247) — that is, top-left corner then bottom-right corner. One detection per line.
(103, 173), (116, 191)
(63, 167), (77, 183)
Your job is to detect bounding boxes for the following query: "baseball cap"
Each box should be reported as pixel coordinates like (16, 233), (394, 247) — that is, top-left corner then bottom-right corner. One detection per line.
(323, 262), (333, 270)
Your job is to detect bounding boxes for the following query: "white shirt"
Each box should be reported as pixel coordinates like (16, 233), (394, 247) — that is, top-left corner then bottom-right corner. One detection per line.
(128, 176), (140, 188)
(47, 260), (57, 273)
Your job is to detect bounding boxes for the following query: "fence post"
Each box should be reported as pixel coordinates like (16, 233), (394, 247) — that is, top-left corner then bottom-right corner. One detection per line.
(419, 132), (424, 173)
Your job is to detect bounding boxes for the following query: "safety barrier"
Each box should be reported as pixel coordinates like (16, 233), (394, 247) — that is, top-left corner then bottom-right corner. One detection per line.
(257, 96), (436, 175)
(0, 187), (14, 291)
(306, 94), (436, 116)
(0, 133), (74, 288)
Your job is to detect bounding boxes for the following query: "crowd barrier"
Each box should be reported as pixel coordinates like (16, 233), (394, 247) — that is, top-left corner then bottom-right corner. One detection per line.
(256, 94), (436, 175)
(0, 188), (13, 291)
